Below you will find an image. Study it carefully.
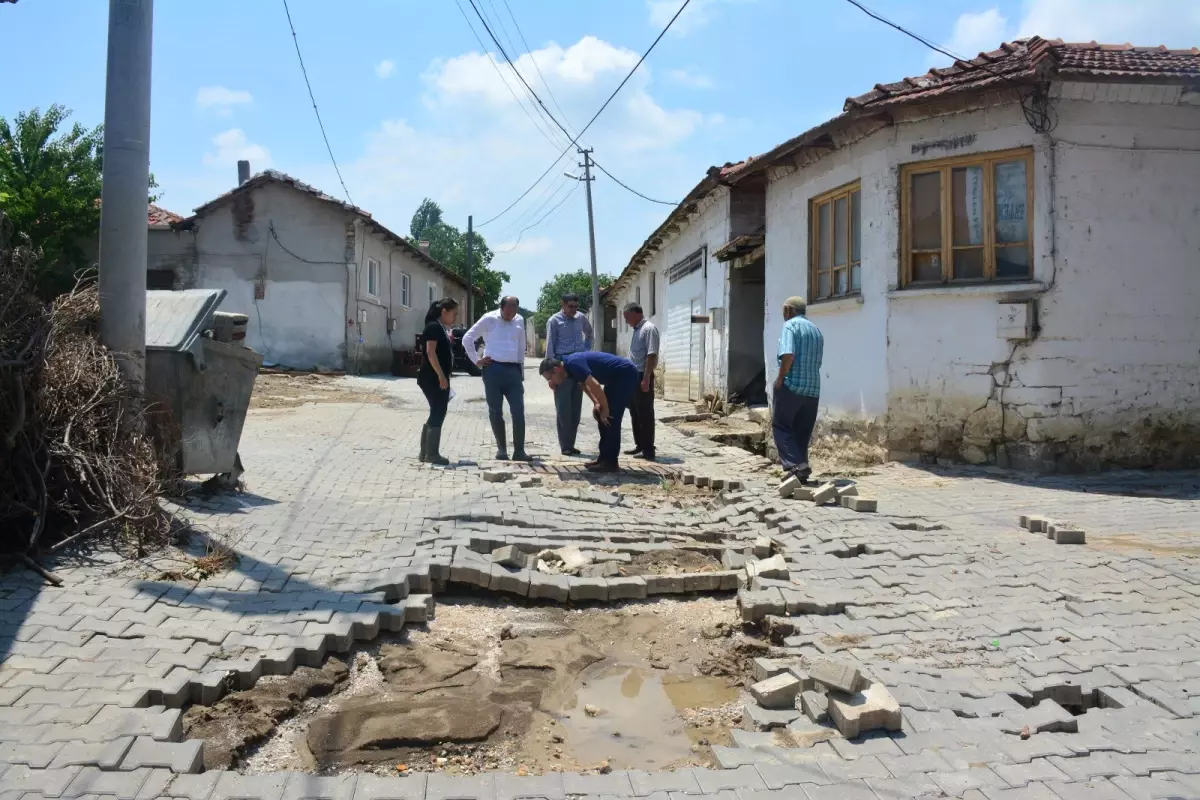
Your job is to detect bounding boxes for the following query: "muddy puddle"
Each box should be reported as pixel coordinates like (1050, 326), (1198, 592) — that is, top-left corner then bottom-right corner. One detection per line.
(188, 596), (765, 777)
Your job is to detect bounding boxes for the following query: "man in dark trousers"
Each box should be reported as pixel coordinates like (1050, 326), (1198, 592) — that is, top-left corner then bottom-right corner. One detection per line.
(774, 296), (824, 482)
(621, 302), (660, 461)
(539, 351), (639, 473)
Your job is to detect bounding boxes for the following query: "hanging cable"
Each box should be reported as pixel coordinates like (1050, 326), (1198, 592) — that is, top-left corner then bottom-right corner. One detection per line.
(500, 0), (577, 134)
(281, 0), (354, 204)
(494, 182), (581, 254)
(477, 0), (693, 227)
(591, 159), (678, 206)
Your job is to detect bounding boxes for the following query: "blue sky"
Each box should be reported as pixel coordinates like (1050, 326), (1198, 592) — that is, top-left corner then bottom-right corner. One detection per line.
(3, 0), (1197, 304)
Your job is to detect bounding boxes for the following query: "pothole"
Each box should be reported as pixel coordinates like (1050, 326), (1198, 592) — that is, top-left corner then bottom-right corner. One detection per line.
(187, 595), (767, 777)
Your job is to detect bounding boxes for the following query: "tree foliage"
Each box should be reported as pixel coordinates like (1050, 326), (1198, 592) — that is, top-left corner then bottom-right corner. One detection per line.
(0, 104), (160, 300)
(533, 268), (615, 332)
(0, 105), (102, 299)
(409, 198), (509, 316)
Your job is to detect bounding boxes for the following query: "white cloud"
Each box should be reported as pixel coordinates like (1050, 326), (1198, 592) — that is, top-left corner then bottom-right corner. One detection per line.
(375, 59), (395, 79)
(195, 86), (253, 116)
(333, 34), (716, 305)
(667, 68), (714, 89)
(202, 129), (271, 170)
(1015, 0), (1200, 45)
(943, 8), (1009, 60)
(648, 0), (754, 36)
(940, 0), (1200, 68)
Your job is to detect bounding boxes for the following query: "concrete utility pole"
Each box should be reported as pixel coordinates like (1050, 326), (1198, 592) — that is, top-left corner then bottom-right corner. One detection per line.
(465, 215), (474, 324)
(579, 148), (601, 333)
(98, 0), (154, 395)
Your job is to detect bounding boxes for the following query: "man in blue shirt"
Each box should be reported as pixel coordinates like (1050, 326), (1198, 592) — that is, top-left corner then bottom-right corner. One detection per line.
(539, 351), (639, 473)
(774, 296), (824, 481)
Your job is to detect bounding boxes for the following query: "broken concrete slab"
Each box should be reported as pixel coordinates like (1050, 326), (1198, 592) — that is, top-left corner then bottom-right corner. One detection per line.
(750, 673), (802, 709)
(809, 658), (864, 694)
(827, 681), (902, 739)
(491, 545), (529, 569)
(744, 702), (801, 731)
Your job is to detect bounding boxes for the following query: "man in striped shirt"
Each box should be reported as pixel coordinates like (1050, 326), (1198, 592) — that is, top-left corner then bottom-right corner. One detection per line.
(774, 296), (824, 481)
(545, 293), (594, 456)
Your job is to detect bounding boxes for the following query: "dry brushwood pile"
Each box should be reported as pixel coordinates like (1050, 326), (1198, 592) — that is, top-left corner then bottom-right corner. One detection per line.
(0, 215), (175, 564)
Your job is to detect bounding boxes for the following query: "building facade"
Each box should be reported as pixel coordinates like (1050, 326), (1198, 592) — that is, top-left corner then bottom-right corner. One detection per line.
(162, 171), (469, 374)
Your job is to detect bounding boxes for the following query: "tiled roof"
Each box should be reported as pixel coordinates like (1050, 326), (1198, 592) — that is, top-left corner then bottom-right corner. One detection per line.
(723, 37), (1200, 185)
(844, 38), (1200, 114)
(188, 170), (475, 293)
(147, 204), (184, 227)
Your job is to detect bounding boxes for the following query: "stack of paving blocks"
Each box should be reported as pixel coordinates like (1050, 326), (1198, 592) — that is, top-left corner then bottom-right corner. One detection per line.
(779, 474), (877, 512)
(1019, 514), (1086, 544)
(744, 657), (902, 740)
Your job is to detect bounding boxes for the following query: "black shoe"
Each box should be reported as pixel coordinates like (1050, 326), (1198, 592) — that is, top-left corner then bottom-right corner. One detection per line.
(569, 448), (582, 455)
(511, 451), (533, 462)
(624, 447), (642, 456)
(586, 461), (620, 473)
(636, 452), (656, 462)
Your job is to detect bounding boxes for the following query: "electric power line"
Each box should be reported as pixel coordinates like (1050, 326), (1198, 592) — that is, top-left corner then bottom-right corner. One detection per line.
(492, 173), (575, 242)
(477, 0), (693, 227)
(281, 0), (354, 205)
(591, 159), (677, 206)
(500, 0), (577, 134)
(494, 181), (581, 254)
(452, 0), (572, 151)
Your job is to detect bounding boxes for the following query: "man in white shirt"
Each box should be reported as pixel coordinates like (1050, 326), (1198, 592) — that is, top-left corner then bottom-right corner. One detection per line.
(462, 296), (531, 461)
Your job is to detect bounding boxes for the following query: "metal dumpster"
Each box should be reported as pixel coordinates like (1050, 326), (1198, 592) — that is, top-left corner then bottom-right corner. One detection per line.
(144, 289), (262, 479)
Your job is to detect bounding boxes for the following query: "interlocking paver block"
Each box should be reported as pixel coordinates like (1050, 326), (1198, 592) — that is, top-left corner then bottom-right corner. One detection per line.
(0, 764), (80, 796)
(751, 673), (802, 709)
(119, 736), (204, 774)
(426, 771), (496, 800)
(561, 770), (634, 796)
(65, 765), (155, 799)
(693, 765), (768, 793)
(210, 770), (291, 800)
(49, 735), (135, 770)
(284, 772), (358, 800)
(352, 772), (428, 800)
(808, 658), (863, 694)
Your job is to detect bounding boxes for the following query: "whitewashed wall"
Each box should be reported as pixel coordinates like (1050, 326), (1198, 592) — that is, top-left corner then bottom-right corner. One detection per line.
(192, 182), (467, 373)
(764, 84), (1200, 470)
(612, 188), (732, 399)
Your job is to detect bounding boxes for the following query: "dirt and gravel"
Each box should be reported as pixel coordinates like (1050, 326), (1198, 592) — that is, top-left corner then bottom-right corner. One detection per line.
(250, 373), (384, 410)
(189, 596), (763, 777)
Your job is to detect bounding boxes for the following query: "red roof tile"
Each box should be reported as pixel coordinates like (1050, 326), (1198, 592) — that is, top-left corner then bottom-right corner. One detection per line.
(844, 38), (1200, 114)
(147, 204), (184, 227)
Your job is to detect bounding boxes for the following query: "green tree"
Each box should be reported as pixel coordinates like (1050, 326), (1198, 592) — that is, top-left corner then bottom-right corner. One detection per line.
(0, 104), (160, 299)
(0, 105), (102, 298)
(408, 198), (509, 315)
(533, 269), (615, 332)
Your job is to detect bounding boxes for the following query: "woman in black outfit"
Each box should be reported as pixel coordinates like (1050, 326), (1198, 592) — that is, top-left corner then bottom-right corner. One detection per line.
(418, 298), (459, 465)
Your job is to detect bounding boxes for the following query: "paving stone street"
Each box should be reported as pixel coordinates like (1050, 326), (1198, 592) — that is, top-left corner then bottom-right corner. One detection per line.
(2, 368), (1200, 799)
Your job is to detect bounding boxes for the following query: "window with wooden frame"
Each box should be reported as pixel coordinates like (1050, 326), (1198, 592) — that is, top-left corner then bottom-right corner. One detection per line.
(901, 147), (1033, 286)
(809, 181), (861, 301)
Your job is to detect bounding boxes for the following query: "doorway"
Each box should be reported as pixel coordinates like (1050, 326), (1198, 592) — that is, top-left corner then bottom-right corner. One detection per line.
(726, 257), (766, 405)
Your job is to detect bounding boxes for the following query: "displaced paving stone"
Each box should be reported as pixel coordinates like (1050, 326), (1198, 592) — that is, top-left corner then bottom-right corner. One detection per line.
(738, 588), (786, 622)
(745, 701), (802, 730)
(605, 576), (648, 600)
(119, 736), (204, 774)
(1002, 699), (1079, 735)
(527, 571), (569, 602)
(792, 486), (816, 501)
(1027, 515), (1049, 533)
(580, 561), (621, 578)
(812, 482), (838, 505)
(745, 554), (790, 581)
(827, 681), (903, 739)
(1054, 527), (1087, 545)
(567, 576), (608, 602)
(482, 469), (513, 483)
(751, 672), (803, 709)
(753, 536), (773, 558)
(490, 545), (529, 569)
(809, 658), (864, 694)
(802, 690), (830, 723)
(842, 496), (878, 512)
(779, 473), (802, 497)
